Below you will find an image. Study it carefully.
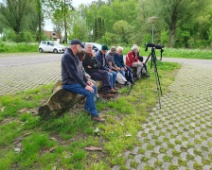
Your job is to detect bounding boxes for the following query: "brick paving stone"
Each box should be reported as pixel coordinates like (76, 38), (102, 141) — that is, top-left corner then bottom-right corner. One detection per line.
(0, 62), (60, 95)
(113, 63), (212, 169)
(112, 165), (120, 170)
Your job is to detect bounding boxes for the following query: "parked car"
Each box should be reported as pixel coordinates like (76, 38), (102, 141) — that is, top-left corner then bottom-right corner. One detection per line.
(82, 42), (102, 53)
(65, 42), (102, 54)
(39, 41), (65, 53)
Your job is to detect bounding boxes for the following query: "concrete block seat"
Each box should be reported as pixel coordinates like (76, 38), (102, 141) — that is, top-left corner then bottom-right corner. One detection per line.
(38, 80), (102, 117)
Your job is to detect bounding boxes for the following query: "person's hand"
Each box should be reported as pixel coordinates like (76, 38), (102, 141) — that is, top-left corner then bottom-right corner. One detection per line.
(121, 67), (125, 71)
(85, 85), (94, 93)
(87, 81), (94, 87)
(109, 69), (112, 73)
(87, 65), (92, 68)
(117, 67), (120, 71)
(91, 51), (95, 57)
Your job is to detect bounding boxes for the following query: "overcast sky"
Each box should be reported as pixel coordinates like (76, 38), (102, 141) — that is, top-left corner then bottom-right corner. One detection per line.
(45, 0), (96, 31)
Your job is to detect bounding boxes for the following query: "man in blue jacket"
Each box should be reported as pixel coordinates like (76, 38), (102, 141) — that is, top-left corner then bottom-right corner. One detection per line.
(114, 46), (134, 84)
(61, 39), (105, 122)
(96, 45), (118, 90)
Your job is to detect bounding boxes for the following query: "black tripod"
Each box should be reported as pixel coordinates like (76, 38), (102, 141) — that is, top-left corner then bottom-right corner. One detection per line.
(145, 46), (163, 108)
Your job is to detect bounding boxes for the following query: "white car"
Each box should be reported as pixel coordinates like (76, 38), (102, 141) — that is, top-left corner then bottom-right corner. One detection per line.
(39, 41), (65, 53)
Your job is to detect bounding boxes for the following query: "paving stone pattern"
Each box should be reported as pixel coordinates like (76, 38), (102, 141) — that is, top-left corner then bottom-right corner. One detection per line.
(113, 64), (212, 169)
(0, 62), (61, 95)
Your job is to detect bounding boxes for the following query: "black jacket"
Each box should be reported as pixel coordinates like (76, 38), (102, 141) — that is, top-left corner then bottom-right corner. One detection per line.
(61, 48), (88, 87)
(82, 52), (101, 74)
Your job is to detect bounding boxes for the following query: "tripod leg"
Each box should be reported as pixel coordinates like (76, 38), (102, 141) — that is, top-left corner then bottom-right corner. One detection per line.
(153, 59), (163, 96)
(152, 52), (162, 109)
(127, 85), (133, 95)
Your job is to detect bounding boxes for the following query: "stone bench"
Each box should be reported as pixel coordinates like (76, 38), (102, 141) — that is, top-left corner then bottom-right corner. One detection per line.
(38, 80), (102, 117)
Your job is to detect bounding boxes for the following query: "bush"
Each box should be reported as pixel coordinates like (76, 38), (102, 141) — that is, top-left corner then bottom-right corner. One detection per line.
(0, 42), (38, 53)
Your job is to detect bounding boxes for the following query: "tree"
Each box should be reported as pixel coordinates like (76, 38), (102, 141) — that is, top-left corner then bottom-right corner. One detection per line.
(47, 0), (74, 44)
(154, 0), (210, 47)
(0, 0), (34, 41)
(35, 0), (43, 42)
(113, 20), (132, 44)
(94, 17), (106, 41)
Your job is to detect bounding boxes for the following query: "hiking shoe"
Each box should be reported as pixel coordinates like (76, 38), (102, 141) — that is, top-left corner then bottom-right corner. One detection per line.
(142, 73), (150, 78)
(92, 115), (105, 122)
(102, 93), (114, 99)
(130, 81), (135, 85)
(108, 88), (118, 94)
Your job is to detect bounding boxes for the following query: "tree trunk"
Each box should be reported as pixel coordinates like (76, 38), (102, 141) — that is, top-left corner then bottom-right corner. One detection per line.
(169, 27), (176, 48)
(64, 16), (67, 44)
(37, 0), (42, 43)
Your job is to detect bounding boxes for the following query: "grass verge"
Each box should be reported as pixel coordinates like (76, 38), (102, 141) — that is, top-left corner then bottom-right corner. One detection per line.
(0, 42), (38, 53)
(0, 61), (181, 170)
(123, 47), (212, 60)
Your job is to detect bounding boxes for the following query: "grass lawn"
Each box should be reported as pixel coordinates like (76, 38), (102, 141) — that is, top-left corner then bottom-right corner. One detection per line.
(123, 47), (212, 60)
(0, 61), (180, 170)
(0, 42), (38, 53)
(0, 41), (211, 60)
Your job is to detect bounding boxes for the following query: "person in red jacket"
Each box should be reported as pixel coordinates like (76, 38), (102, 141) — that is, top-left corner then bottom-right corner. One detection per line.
(126, 44), (149, 79)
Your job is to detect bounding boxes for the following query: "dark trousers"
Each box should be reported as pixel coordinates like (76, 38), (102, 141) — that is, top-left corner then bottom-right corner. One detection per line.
(89, 70), (111, 94)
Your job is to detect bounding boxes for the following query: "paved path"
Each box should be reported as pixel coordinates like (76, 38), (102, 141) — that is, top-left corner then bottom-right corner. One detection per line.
(113, 63), (212, 169)
(0, 53), (62, 96)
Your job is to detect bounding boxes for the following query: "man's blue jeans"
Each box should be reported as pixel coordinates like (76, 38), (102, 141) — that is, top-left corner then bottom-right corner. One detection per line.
(108, 71), (117, 88)
(63, 84), (98, 117)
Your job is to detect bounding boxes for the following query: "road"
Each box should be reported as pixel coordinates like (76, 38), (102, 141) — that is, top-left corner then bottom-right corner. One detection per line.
(0, 53), (62, 95)
(0, 52), (212, 96)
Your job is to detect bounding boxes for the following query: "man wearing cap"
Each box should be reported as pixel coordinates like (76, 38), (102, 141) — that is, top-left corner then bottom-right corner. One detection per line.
(61, 39), (105, 122)
(106, 46), (125, 75)
(83, 43), (116, 99)
(96, 45), (118, 90)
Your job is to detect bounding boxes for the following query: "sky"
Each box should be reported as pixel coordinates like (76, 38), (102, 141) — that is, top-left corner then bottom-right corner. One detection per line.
(45, 0), (96, 31)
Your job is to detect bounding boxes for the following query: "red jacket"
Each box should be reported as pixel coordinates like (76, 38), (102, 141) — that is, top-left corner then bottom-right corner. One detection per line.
(126, 51), (139, 67)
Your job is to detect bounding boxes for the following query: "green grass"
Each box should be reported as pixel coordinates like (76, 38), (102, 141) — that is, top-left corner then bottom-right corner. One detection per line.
(123, 46), (212, 60)
(1, 41), (212, 60)
(0, 42), (38, 53)
(0, 61), (181, 169)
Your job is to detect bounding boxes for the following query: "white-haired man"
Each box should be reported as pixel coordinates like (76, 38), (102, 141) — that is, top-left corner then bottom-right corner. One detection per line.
(114, 46), (134, 84)
(126, 44), (149, 79)
(82, 43), (117, 99)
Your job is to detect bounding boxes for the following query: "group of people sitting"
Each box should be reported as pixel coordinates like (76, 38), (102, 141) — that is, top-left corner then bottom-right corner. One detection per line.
(61, 39), (149, 122)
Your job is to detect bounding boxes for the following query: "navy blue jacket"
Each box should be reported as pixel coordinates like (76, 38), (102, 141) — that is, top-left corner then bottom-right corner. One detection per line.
(61, 48), (88, 88)
(96, 51), (110, 71)
(114, 53), (125, 68)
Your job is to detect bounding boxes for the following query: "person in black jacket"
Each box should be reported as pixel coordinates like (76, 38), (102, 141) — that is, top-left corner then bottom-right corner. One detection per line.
(83, 43), (117, 99)
(96, 45), (118, 89)
(62, 39), (105, 122)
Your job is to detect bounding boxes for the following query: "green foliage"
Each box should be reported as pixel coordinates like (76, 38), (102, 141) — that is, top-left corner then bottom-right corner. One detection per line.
(0, 42), (38, 53)
(98, 32), (118, 45)
(94, 17), (106, 41)
(76, 0), (212, 48)
(113, 20), (132, 44)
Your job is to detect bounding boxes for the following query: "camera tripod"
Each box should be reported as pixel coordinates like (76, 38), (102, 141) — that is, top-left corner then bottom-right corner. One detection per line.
(145, 47), (163, 108)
